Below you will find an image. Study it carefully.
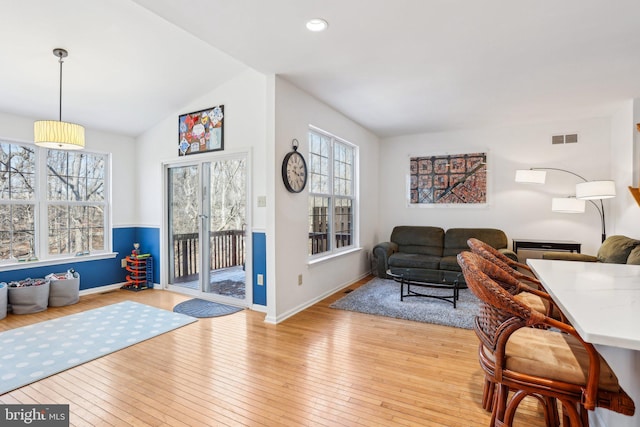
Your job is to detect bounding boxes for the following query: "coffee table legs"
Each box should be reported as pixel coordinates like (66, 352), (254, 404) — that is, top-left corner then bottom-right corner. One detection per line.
(399, 278), (460, 308)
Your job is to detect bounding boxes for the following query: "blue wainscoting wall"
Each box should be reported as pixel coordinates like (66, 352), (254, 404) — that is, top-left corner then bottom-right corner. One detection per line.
(134, 227), (160, 286)
(0, 227), (267, 306)
(0, 227), (135, 290)
(252, 232), (266, 306)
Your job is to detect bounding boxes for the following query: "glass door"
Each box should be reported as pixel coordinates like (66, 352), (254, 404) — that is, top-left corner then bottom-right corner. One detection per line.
(166, 154), (249, 306)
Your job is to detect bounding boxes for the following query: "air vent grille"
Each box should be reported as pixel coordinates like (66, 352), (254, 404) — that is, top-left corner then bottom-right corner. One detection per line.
(551, 133), (578, 144)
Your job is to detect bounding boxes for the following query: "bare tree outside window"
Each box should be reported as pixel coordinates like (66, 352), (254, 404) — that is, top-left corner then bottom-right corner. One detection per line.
(169, 159), (246, 235)
(0, 140), (110, 262)
(0, 143), (35, 260)
(210, 159), (246, 232)
(168, 159), (247, 282)
(47, 151), (106, 255)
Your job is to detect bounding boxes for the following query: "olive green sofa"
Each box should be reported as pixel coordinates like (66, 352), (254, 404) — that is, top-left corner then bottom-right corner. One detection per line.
(542, 235), (640, 264)
(372, 226), (518, 282)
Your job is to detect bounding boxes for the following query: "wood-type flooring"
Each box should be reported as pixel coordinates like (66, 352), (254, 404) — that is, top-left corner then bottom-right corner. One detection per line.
(0, 277), (548, 426)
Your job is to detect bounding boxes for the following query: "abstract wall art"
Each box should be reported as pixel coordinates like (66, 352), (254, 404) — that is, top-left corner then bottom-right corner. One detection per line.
(178, 105), (224, 156)
(409, 152), (487, 206)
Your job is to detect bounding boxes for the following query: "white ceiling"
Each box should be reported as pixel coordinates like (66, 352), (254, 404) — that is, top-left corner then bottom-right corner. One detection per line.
(2, 0), (640, 139)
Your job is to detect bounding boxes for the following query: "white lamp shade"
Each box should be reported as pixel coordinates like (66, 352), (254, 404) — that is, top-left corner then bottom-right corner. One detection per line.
(551, 197), (586, 213)
(575, 180), (616, 200)
(34, 120), (85, 150)
(515, 169), (546, 184)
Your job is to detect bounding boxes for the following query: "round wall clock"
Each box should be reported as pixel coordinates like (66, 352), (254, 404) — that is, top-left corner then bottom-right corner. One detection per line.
(282, 139), (308, 193)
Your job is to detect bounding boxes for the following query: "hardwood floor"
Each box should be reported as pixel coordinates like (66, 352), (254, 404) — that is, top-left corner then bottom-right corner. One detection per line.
(0, 277), (548, 426)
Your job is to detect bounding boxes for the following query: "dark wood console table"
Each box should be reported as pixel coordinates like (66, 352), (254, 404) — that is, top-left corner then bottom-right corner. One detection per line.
(512, 238), (581, 254)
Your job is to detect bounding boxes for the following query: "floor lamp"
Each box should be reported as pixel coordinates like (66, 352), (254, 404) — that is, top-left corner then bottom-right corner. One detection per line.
(515, 168), (616, 243)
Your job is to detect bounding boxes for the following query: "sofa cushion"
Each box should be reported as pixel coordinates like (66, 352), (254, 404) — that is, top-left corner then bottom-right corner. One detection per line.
(597, 235), (640, 264)
(627, 246), (640, 265)
(484, 326), (621, 392)
(439, 255), (463, 272)
(443, 228), (508, 257)
(391, 226), (444, 257)
(388, 253), (441, 270)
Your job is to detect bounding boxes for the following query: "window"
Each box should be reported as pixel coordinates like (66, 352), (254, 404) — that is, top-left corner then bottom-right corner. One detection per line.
(46, 150), (107, 256)
(308, 128), (357, 256)
(0, 139), (110, 262)
(0, 143), (36, 260)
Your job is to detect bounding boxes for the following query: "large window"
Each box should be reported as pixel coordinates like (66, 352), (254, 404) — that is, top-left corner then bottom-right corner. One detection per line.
(0, 140), (110, 262)
(0, 143), (35, 260)
(308, 128), (357, 256)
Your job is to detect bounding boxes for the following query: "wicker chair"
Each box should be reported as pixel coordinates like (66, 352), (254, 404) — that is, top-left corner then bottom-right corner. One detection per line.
(467, 238), (540, 286)
(457, 252), (635, 427)
(466, 237), (537, 276)
(467, 238), (568, 412)
(467, 238), (565, 322)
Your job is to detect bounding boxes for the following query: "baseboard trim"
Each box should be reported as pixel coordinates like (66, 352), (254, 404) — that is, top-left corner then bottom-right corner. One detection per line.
(79, 283), (125, 296)
(264, 272), (369, 324)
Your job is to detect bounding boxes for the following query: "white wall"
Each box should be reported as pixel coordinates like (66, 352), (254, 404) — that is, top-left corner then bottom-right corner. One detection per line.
(0, 111), (136, 227)
(609, 100), (637, 237)
(270, 77), (380, 322)
(379, 117), (614, 256)
(135, 68), (268, 229)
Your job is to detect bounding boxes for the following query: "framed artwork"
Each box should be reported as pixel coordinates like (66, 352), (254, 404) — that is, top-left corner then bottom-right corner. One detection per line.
(178, 105), (224, 156)
(409, 151), (487, 206)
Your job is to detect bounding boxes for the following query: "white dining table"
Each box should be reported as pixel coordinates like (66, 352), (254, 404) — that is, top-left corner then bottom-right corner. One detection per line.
(527, 259), (640, 427)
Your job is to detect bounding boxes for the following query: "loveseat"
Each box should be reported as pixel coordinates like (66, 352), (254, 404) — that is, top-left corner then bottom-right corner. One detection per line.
(372, 226), (518, 282)
(542, 235), (640, 264)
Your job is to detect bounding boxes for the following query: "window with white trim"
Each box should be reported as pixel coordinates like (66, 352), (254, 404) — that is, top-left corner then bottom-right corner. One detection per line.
(0, 140), (110, 262)
(308, 128), (357, 256)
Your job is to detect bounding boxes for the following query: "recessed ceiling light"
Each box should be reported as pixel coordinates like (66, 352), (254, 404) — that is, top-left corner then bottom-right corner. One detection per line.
(306, 18), (328, 32)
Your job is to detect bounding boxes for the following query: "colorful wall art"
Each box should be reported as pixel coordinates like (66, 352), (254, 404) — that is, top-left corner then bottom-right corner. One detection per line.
(409, 152), (487, 205)
(178, 105), (224, 156)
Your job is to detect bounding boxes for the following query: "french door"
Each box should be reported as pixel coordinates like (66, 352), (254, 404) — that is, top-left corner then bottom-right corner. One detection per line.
(165, 152), (250, 306)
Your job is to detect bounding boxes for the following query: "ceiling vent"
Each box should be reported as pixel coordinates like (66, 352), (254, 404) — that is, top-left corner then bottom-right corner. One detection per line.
(551, 133), (578, 144)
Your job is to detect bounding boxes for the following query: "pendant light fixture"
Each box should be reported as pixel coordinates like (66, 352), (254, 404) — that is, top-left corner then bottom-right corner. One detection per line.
(34, 48), (85, 150)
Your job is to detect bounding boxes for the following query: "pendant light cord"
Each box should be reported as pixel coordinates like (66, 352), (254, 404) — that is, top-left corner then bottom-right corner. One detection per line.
(58, 54), (64, 121)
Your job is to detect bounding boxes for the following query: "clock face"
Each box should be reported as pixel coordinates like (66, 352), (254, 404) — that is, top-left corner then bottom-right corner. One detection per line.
(282, 151), (307, 193)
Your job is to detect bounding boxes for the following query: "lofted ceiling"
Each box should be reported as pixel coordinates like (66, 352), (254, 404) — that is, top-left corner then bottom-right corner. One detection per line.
(2, 0), (640, 139)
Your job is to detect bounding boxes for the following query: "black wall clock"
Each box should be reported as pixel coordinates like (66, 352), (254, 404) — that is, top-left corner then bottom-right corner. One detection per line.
(282, 139), (308, 193)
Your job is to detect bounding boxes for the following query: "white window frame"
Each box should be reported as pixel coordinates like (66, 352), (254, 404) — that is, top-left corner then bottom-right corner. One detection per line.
(307, 126), (359, 261)
(0, 138), (114, 270)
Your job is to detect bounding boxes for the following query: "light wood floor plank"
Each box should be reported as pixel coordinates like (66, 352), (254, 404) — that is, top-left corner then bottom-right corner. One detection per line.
(0, 277), (548, 426)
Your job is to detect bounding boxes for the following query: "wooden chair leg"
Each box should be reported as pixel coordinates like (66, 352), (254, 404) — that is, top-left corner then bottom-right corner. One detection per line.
(483, 376), (495, 411)
(580, 404), (590, 427)
(503, 389), (531, 426)
(542, 396), (560, 427)
(492, 388), (562, 427)
(560, 401), (586, 427)
(492, 383), (509, 426)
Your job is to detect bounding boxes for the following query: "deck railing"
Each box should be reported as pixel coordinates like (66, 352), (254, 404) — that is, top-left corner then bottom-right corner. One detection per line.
(173, 230), (245, 279)
(308, 232), (352, 255)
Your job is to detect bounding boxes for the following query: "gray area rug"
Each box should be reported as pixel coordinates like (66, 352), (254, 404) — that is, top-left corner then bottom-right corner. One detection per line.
(173, 299), (243, 318)
(330, 277), (480, 329)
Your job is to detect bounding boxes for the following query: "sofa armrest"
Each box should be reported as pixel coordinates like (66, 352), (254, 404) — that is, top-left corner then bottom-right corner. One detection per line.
(372, 242), (398, 277)
(541, 252), (598, 262)
(498, 248), (518, 262)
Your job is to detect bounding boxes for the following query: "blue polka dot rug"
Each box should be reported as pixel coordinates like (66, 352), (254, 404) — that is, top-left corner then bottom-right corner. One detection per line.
(0, 300), (197, 395)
